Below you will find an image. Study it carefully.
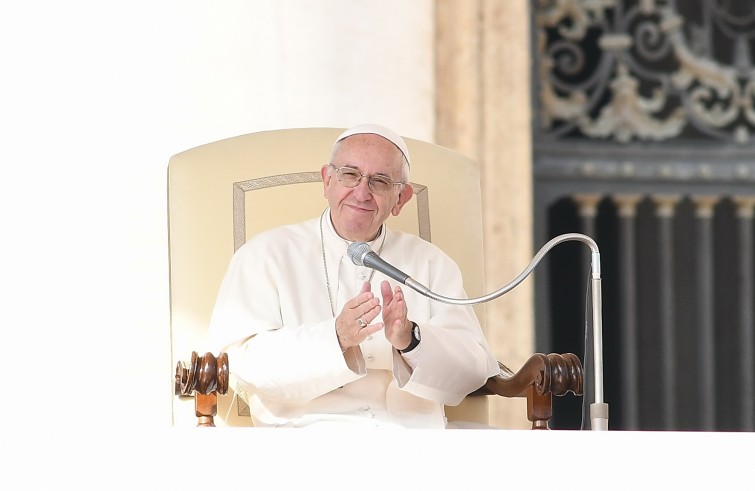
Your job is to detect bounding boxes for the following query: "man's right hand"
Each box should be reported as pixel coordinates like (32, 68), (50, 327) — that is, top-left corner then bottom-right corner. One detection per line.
(335, 282), (383, 351)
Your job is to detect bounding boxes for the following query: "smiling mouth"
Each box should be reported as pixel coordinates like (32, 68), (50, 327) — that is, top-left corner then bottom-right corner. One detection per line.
(346, 203), (374, 213)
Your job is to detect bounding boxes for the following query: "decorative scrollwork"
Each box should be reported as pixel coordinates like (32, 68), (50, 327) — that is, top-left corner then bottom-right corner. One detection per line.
(537, 0), (755, 145)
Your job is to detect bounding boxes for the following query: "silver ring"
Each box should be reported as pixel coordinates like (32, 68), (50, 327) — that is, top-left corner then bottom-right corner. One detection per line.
(357, 318), (367, 328)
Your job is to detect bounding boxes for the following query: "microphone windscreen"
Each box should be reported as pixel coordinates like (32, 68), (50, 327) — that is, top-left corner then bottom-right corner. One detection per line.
(347, 241), (372, 266)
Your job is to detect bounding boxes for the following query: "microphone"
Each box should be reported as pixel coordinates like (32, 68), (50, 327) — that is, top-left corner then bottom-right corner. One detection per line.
(347, 234), (608, 431)
(348, 241), (409, 283)
(347, 242), (431, 296)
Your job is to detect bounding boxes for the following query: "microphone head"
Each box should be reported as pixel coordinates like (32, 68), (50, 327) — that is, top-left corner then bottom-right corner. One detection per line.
(347, 241), (372, 266)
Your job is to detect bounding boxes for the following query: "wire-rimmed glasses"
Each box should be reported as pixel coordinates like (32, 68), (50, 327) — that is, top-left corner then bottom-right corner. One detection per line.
(328, 164), (405, 195)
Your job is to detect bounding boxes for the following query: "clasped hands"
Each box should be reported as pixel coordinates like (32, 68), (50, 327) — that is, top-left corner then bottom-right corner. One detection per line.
(335, 280), (413, 352)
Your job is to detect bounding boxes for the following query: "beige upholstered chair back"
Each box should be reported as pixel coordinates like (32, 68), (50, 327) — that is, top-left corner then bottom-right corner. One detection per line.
(168, 127), (489, 426)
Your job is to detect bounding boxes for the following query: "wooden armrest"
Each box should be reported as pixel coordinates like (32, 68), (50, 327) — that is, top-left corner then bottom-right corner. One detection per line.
(175, 351), (229, 427)
(174, 351), (582, 429)
(469, 353), (583, 429)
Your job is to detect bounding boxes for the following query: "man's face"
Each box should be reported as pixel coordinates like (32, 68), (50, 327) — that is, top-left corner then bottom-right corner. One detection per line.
(321, 134), (413, 242)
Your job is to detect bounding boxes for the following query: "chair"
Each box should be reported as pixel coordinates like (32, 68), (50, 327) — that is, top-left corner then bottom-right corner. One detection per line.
(168, 127), (583, 428)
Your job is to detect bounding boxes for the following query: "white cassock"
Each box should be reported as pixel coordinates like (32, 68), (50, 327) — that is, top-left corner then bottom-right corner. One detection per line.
(207, 208), (499, 428)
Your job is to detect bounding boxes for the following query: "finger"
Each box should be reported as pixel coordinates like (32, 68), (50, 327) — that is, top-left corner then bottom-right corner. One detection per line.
(380, 280), (393, 304)
(392, 287), (404, 303)
(347, 291), (377, 310)
(393, 287), (408, 314)
(361, 323), (383, 338)
(360, 281), (372, 294)
(360, 298), (381, 316)
(359, 303), (382, 323)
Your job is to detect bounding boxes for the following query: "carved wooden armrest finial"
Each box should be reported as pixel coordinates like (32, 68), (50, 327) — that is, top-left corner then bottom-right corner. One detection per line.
(472, 353), (584, 429)
(175, 351), (229, 427)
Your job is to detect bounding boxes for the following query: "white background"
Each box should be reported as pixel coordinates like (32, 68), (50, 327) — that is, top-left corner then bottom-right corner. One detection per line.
(0, 0), (433, 428)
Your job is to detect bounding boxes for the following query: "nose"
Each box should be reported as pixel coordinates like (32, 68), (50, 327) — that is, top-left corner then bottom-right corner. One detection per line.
(352, 176), (373, 200)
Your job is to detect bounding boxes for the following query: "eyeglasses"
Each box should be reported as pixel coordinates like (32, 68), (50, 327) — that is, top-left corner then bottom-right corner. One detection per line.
(328, 164), (405, 195)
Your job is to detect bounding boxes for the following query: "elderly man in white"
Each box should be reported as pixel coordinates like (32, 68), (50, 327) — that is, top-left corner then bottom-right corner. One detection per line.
(208, 123), (499, 428)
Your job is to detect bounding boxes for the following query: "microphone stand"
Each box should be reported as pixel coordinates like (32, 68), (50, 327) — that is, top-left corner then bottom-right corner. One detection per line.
(403, 233), (609, 431)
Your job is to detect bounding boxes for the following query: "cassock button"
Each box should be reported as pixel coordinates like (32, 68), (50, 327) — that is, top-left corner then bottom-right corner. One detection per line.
(366, 335), (373, 341)
(366, 354), (374, 362)
(358, 272), (367, 280)
(359, 405), (370, 412)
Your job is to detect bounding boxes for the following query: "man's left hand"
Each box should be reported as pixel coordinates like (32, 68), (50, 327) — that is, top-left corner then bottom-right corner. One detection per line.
(380, 280), (413, 351)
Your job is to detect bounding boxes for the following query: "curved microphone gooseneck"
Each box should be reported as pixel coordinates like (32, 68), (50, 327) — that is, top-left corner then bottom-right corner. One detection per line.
(347, 232), (609, 431)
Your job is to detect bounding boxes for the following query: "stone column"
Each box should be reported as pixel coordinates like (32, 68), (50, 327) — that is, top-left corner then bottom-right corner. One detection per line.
(614, 194), (643, 430)
(436, 0), (533, 429)
(734, 196), (755, 431)
(692, 195), (718, 431)
(652, 194), (680, 429)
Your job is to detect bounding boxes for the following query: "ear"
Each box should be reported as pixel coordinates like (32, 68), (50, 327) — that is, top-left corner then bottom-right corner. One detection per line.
(391, 183), (414, 216)
(321, 165), (332, 198)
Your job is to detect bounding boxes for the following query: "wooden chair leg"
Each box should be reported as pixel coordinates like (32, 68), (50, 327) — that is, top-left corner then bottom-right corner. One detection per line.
(527, 385), (553, 430)
(195, 392), (218, 427)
